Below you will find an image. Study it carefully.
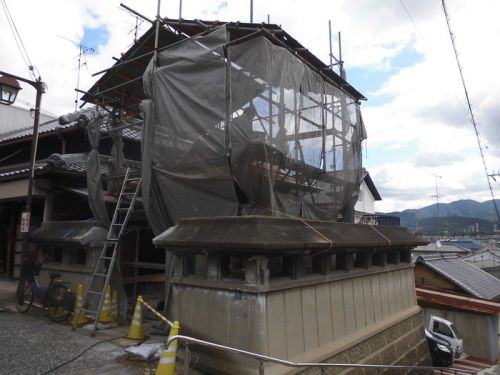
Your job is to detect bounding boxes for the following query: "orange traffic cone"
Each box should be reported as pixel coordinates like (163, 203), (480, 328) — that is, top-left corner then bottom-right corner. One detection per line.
(156, 321), (180, 375)
(126, 296), (144, 340)
(98, 285), (113, 323)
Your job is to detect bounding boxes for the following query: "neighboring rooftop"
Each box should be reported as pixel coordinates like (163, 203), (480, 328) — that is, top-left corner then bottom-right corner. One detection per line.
(412, 241), (470, 256)
(0, 104), (55, 134)
(0, 109), (142, 145)
(463, 244), (500, 269)
(416, 255), (500, 300)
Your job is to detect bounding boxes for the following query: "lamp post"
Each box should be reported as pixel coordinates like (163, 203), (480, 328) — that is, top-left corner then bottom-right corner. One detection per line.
(0, 71), (46, 269)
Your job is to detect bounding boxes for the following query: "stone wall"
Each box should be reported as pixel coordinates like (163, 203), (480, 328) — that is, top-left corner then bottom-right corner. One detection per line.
(295, 311), (431, 375)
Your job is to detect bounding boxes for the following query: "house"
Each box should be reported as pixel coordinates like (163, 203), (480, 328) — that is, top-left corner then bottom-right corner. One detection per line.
(415, 255), (500, 360)
(463, 243), (500, 279)
(411, 241), (470, 261)
(354, 168), (382, 222)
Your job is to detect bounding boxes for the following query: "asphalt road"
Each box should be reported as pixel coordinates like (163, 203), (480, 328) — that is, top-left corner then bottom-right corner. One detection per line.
(0, 297), (141, 374)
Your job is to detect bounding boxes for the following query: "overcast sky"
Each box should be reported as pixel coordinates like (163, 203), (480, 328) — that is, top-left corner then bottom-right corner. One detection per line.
(1, 0), (499, 213)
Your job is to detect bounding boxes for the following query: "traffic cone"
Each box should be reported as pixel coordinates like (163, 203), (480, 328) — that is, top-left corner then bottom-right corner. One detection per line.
(126, 296), (144, 340)
(156, 321), (180, 375)
(98, 285), (113, 323)
(111, 289), (118, 321)
(72, 284), (89, 325)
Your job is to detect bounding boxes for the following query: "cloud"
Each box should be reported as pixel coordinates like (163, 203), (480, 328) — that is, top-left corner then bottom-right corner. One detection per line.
(1, 0), (499, 213)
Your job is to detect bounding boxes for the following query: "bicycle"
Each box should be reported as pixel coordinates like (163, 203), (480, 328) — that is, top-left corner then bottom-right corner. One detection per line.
(16, 271), (75, 323)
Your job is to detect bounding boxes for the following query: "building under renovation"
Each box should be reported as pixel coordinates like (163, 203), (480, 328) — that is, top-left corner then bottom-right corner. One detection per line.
(1, 16), (429, 374)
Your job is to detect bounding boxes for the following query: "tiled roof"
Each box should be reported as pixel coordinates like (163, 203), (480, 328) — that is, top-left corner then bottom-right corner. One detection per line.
(0, 108), (142, 144)
(416, 255), (500, 300)
(0, 118), (78, 143)
(0, 152), (141, 180)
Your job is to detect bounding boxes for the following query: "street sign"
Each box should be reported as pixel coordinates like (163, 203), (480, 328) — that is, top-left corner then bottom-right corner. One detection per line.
(20, 212), (30, 233)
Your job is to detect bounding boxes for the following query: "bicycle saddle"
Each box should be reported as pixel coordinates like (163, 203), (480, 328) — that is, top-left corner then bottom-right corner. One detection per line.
(49, 272), (61, 279)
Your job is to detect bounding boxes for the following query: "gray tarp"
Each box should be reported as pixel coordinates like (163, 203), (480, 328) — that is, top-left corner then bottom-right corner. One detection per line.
(142, 26), (364, 234)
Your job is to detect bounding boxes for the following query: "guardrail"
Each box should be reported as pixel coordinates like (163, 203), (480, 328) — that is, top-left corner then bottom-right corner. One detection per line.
(167, 335), (477, 375)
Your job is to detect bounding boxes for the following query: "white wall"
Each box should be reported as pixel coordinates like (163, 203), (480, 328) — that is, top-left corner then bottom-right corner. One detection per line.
(355, 180), (376, 214)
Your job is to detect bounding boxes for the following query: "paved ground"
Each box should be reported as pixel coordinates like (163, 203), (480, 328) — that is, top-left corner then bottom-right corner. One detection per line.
(0, 278), (160, 375)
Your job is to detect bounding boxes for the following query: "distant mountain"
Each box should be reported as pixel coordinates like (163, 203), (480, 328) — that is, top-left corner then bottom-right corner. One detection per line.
(382, 199), (500, 234)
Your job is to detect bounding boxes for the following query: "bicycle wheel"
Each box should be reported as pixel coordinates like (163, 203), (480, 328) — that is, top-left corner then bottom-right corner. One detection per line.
(16, 280), (35, 313)
(47, 284), (74, 323)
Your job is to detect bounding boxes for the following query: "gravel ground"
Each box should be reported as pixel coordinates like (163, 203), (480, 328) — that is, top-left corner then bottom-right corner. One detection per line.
(0, 280), (147, 375)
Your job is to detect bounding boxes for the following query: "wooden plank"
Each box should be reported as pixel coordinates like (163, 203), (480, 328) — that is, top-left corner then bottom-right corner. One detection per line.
(209, 290), (231, 345)
(315, 283), (333, 345)
(363, 276), (375, 326)
(353, 277), (366, 330)
(371, 273), (383, 323)
(380, 272), (390, 319)
(301, 286), (319, 351)
(331, 280), (346, 339)
(284, 288), (305, 357)
(387, 271), (397, 316)
(342, 279), (356, 334)
(267, 291), (288, 359)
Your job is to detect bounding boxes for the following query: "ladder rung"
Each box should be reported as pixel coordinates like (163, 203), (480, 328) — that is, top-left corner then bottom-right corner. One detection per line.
(111, 223), (123, 226)
(87, 290), (103, 295)
(101, 256), (114, 260)
(121, 193), (135, 196)
(95, 273), (107, 277)
(116, 208), (129, 212)
(126, 177), (141, 182)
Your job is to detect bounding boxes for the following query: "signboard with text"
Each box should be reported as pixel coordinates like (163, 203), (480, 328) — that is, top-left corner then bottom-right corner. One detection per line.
(20, 212), (30, 233)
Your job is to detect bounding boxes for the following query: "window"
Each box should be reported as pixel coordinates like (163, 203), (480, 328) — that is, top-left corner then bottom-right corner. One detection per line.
(433, 321), (453, 337)
(67, 247), (87, 266)
(44, 247), (63, 264)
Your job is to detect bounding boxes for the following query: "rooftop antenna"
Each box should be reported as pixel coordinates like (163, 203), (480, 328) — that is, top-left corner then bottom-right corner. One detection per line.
(59, 35), (95, 111)
(327, 21), (344, 77)
(430, 173), (443, 237)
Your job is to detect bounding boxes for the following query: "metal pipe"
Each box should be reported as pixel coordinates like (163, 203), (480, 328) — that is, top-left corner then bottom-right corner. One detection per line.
(328, 20), (333, 69)
(120, 3), (154, 24)
(250, 0), (253, 23)
(179, 0), (182, 19)
(166, 335), (476, 374)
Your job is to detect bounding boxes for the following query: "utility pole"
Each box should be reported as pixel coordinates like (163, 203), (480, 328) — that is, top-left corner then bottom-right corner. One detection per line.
(431, 173), (443, 237)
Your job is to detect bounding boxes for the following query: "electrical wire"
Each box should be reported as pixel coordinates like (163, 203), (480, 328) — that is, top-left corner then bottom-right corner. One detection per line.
(441, 0), (500, 223)
(40, 335), (124, 375)
(0, 0), (40, 80)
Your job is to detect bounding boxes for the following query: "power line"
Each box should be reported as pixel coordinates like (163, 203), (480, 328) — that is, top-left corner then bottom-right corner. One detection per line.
(441, 0), (500, 223)
(0, 0), (40, 81)
(398, 0), (424, 41)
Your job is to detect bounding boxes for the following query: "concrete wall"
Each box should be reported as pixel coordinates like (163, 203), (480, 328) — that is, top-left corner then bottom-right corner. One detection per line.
(170, 267), (421, 374)
(421, 307), (499, 362)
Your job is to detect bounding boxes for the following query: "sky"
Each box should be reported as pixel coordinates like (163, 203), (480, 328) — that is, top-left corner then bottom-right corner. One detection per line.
(1, 0), (499, 213)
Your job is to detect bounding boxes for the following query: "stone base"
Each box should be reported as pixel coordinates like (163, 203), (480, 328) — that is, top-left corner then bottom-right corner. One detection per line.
(296, 311), (431, 375)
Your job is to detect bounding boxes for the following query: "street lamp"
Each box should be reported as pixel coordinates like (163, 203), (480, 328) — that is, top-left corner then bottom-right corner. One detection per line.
(0, 71), (46, 272)
(0, 75), (21, 105)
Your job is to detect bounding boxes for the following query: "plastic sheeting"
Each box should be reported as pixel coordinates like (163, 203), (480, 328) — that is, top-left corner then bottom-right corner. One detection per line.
(142, 26), (365, 234)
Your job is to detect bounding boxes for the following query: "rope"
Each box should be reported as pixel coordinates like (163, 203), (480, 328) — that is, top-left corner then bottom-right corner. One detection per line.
(140, 296), (174, 328)
(368, 224), (392, 246)
(249, 201), (334, 255)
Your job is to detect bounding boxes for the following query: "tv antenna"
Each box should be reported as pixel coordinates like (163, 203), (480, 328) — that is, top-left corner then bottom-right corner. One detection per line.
(58, 35), (95, 111)
(430, 173), (444, 236)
